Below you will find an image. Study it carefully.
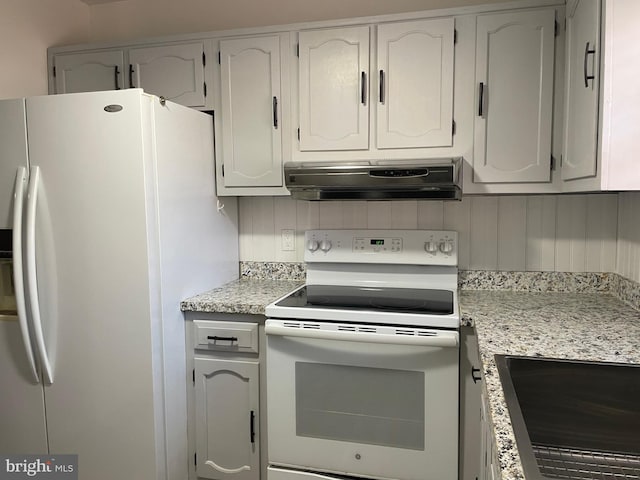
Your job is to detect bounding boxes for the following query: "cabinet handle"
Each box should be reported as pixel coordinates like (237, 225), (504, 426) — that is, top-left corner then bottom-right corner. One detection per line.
(114, 66), (121, 90)
(379, 70), (385, 104)
(361, 71), (367, 105)
(478, 82), (486, 118)
(129, 64), (135, 88)
(206, 335), (238, 343)
(250, 410), (256, 444)
(273, 96), (278, 129)
(583, 41), (596, 88)
(472, 367), (482, 384)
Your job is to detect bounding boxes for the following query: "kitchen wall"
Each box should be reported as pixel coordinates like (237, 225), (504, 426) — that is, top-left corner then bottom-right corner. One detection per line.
(87, 0), (513, 43)
(0, 0), (89, 99)
(238, 194), (620, 273)
(617, 192), (640, 283)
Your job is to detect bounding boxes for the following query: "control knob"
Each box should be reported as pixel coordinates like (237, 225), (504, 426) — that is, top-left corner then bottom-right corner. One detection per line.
(439, 241), (454, 254)
(307, 240), (319, 252)
(319, 239), (332, 252)
(424, 241), (438, 254)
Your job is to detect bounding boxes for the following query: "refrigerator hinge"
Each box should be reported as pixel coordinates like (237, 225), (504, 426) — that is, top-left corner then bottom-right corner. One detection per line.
(202, 51), (206, 66)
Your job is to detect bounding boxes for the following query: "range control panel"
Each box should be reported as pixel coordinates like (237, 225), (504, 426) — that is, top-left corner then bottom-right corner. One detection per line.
(304, 229), (458, 266)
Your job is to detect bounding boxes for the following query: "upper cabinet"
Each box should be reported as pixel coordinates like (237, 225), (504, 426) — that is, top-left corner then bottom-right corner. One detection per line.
(472, 9), (556, 185)
(298, 26), (370, 151)
(128, 42), (208, 108)
(296, 19), (455, 156)
(50, 41), (213, 109)
(562, 0), (640, 192)
(53, 50), (124, 94)
(215, 34), (288, 195)
(376, 18), (455, 149)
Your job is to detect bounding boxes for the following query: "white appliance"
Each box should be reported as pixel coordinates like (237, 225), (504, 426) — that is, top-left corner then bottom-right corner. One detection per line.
(0, 89), (239, 480)
(265, 230), (460, 480)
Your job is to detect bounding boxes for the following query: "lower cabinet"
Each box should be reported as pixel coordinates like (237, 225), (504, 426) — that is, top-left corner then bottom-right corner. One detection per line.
(185, 315), (267, 480)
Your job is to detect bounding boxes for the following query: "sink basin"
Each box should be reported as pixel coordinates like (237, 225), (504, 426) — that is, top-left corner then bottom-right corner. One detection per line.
(495, 355), (640, 479)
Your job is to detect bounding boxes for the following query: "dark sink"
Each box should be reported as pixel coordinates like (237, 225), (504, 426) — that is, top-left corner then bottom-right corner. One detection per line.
(495, 355), (640, 479)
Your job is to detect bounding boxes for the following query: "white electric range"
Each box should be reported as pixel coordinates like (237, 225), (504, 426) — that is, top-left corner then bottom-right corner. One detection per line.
(265, 229), (461, 480)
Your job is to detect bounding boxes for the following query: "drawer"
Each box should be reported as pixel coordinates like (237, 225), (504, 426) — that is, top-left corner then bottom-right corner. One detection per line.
(193, 320), (259, 353)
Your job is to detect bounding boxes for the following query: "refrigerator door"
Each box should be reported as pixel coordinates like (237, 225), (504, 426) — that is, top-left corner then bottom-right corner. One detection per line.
(24, 90), (159, 479)
(0, 99), (29, 228)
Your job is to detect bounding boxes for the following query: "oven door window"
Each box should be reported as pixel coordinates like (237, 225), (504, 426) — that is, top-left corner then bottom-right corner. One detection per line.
(296, 362), (424, 450)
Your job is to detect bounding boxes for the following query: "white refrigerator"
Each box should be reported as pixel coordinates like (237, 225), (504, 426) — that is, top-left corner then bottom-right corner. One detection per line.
(0, 89), (239, 479)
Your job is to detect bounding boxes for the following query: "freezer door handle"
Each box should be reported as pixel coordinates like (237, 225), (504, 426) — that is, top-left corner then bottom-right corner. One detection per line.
(13, 167), (40, 383)
(25, 166), (54, 384)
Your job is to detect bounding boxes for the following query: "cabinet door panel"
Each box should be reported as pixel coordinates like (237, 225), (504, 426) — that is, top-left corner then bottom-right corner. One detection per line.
(377, 18), (454, 149)
(54, 50), (123, 94)
(299, 26), (370, 151)
(129, 42), (206, 107)
(195, 358), (260, 480)
(474, 10), (555, 183)
(220, 35), (283, 187)
(562, 0), (600, 181)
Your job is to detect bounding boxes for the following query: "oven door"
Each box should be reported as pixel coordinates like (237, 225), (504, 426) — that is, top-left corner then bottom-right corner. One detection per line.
(265, 319), (459, 480)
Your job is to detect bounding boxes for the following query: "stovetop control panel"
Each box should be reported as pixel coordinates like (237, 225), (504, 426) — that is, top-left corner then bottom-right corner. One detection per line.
(305, 229), (458, 266)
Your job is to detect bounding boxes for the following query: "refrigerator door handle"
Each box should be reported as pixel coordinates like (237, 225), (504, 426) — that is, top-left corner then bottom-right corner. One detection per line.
(13, 166), (40, 383)
(25, 166), (54, 384)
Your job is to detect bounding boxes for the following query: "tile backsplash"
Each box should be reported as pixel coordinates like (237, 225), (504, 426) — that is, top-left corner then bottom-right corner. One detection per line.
(238, 193), (623, 274)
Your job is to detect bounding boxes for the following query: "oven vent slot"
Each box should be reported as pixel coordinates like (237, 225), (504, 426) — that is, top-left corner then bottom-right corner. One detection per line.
(283, 322), (301, 328)
(301, 323), (321, 330)
(395, 329), (438, 337)
(338, 325), (357, 332)
(358, 326), (377, 333)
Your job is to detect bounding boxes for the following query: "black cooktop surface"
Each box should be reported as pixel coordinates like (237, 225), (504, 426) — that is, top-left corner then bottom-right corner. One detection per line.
(275, 285), (454, 315)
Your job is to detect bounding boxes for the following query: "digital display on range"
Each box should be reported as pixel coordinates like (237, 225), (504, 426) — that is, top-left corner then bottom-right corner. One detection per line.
(370, 239), (385, 245)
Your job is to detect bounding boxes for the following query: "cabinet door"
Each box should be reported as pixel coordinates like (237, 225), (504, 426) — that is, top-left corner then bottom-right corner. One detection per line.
(299, 26), (370, 151)
(53, 50), (124, 94)
(562, 0), (600, 181)
(128, 42), (206, 107)
(473, 10), (555, 183)
(195, 358), (260, 480)
(376, 18), (454, 149)
(219, 35), (283, 188)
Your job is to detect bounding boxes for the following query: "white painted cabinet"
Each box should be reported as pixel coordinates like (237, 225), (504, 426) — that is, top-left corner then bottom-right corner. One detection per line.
(561, 0), (640, 192)
(53, 50), (124, 93)
(297, 19), (455, 153)
(376, 18), (454, 149)
(562, 0), (600, 181)
(194, 358), (260, 480)
(217, 35), (286, 192)
(128, 42), (208, 108)
(298, 26), (370, 151)
(473, 9), (556, 184)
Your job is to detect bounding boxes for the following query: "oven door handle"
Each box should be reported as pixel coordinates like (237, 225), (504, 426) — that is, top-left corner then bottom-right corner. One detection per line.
(265, 323), (458, 347)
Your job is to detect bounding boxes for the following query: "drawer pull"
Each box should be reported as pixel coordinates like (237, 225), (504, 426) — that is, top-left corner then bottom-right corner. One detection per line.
(207, 335), (238, 342)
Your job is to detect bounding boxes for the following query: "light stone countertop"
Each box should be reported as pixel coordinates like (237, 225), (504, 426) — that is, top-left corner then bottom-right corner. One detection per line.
(460, 290), (640, 480)
(180, 278), (302, 315)
(181, 278), (640, 480)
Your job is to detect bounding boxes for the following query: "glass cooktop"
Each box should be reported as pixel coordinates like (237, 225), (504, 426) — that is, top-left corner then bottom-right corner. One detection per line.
(275, 285), (454, 315)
